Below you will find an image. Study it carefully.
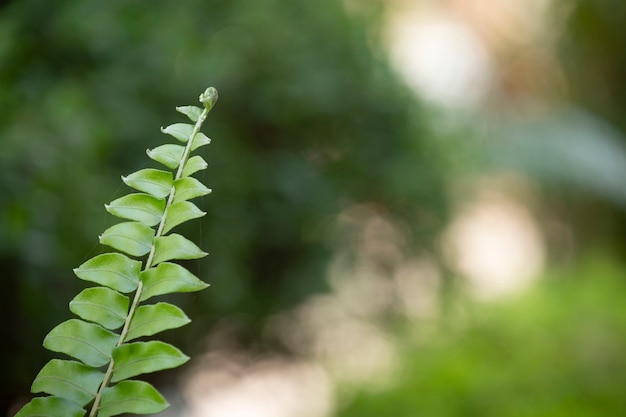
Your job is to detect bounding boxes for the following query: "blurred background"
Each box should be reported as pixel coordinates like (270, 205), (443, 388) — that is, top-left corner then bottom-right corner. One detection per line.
(2, 0), (626, 415)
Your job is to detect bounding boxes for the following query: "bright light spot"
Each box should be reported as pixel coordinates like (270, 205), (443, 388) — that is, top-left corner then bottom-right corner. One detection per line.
(387, 11), (493, 108)
(183, 355), (333, 417)
(443, 185), (545, 299)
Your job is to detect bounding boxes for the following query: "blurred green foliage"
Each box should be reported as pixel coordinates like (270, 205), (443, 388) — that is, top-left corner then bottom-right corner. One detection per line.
(333, 1), (626, 415)
(0, 0), (447, 413)
(338, 254), (626, 416)
(4, 0), (626, 415)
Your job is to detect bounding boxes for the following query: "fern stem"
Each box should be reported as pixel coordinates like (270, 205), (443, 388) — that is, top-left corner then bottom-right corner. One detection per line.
(88, 89), (216, 417)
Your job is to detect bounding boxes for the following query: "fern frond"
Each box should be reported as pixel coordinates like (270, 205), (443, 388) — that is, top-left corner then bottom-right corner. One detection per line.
(15, 87), (218, 417)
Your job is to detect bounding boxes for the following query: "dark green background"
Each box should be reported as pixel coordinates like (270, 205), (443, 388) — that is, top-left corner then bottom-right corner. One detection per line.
(0, 0), (446, 413)
(2, 0), (626, 415)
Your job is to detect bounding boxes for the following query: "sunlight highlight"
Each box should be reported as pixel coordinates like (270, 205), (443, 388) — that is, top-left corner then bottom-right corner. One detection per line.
(386, 8), (493, 108)
(443, 180), (545, 299)
(182, 354), (333, 417)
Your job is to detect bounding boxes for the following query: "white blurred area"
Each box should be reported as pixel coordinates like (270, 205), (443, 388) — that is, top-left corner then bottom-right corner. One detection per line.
(181, 354), (333, 417)
(442, 178), (545, 299)
(386, 9), (493, 108)
(165, 1), (559, 416)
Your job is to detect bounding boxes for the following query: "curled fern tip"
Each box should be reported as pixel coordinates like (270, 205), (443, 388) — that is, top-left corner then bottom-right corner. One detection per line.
(199, 87), (218, 109)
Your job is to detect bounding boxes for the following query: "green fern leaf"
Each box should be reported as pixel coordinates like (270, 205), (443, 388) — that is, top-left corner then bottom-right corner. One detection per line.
(139, 262), (208, 302)
(172, 177), (212, 203)
(43, 319), (118, 367)
(15, 397), (87, 417)
(152, 233), (207, 264)
(32, 360), (104, 406)
(73, 253), (141, 293)
(121, 168), (173, 199)
(99, 222), (155, 257)
(181, 155), (208, 177)
(105, 194), (165, 226)
(124, 302), (190, 342)
(162, 201), (205, 234)
(175, 105), (203, 122)
(146, 144), (185, 169)
(190, 131), (211, 150)
(111, 341), (189, 383)
(98, 381), (168, 417)
(160, 123), (195, 143)
(16, 87), (217, 417)
(69, 287), (129, 330)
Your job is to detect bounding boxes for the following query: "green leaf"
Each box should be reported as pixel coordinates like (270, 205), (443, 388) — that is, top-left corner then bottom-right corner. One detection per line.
(99, 380), (168, 417)
(182, 155), (208, 177)
(73, 253), (141, 293)
(111, 341), (189, 383)
(152, 234), (207, 264)
(99, 222), (155, 257)
(69, 287), (129, 330)
(140, 262), (208, 302)
(122, 168), (173, 199)
(160, 123), (209, 149)
(15, 396), (86, 417)
(176, 105), (203, 122)
(146, 144), (185, 169)
(32, 359), (104, 406)
(162, 201), (205, 234)
(125, 302), (190, 342)
(161, 123), (194, 143)
(43, 319), (118, 367)
(173, 177), (212, 203)
(105, 193), (165, 226)
(191, 132), (211, 150)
